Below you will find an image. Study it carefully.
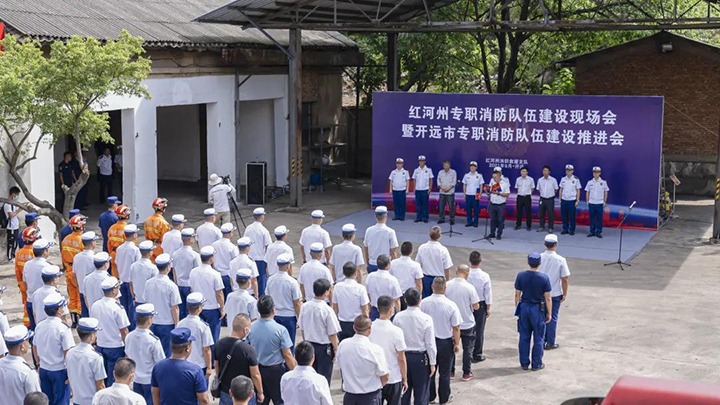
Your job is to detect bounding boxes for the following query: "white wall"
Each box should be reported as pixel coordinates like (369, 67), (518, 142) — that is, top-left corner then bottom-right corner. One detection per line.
(25, 127), (56, 239)
(156, 105), (201, 181)
(237, 100), (276, 186)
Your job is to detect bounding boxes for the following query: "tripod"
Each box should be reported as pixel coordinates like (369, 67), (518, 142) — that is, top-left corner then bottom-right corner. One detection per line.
(227, 190), (247, 231)
(604, 202), (635, 271)
(472, 191), (494, 245)
(442, 222), (463, 238)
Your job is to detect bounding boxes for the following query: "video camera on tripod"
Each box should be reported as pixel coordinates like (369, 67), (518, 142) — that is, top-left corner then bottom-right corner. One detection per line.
(221, 174), (232, 185)
(216, 174), (246, 230)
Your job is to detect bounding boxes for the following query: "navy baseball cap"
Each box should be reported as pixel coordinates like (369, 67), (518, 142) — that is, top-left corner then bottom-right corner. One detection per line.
(527, 252), (542, 267)
(171, 327), (196, 344)
(69, 209), (81, 217)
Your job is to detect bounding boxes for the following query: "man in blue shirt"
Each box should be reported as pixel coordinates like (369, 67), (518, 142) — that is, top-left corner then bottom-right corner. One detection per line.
(17, 212), (40, 249)
(151, 327), (210, 405)
(248, 295), (296, 405)
(514, 252), (552, 371)
(99, 196), (119, 252)
(60, 208), (81, 243)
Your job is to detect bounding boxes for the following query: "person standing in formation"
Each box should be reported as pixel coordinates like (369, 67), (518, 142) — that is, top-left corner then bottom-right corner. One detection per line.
(208, 173), (236, 226)
(364, 206), (399, 274)
(143, 253), (181, 358)
(514, 166), (535, 231)
(436, 160), (457, 225)
(299, 210), (332, 265)
(33, 293), (75, 405)
(298, 278), (341, 385)
(388, 157), (410, 222)
(107, 205), (130, 279)
(488, 167), (511, 240)
(115, 224), (140, 330)
(390, 242), (424, 308)
(585, 166), (610, 238)
(332, 263), (370, 342)
(467, 251), (492, 363)
(445, 265), (480, 381)
(539, 234), (570, 351)
(536, 165), (558, 234)
(31, 265), (62, 325)
(124, 304), (166, 404)
(559, 164), (582, 236)
(177, 293), (214, 381)
(74, 231), (99, 318)
(412, 156), (433, 224)
(280, 341), (333, 405)
(23, 238), (54, 331)
(98, 196), (119, 253)
(188, 247), (225, 352)
(161, 214), (186, 258)
(369, 295), (408, 405)
(365, 255), (402, 321)
(229, 237), (260, 297)
(214, 314), (264, 405)
(462, 161), (484, 228)
(151, 328), (210, 405)
(297, 243), (334, 302)
(243, 207), (272, 296)
(15, 227), (39, 327)
(91, 276), (130, 386)
(213, 223), (240, 306)
(514, 252), (552, 371)
(91, 358), (146, 405)
(225, 269), (260, 324)
(61, 214), (86, 327)
(0, 326), (41, 404)
(129, 241), (158, 307)
(328, 223), (365, 283)
(144, 197), (170, 263)
(83, 253), (111, 311)
(196, 208), (222, 250)
(66, 318), (107, 405)
(415, 226), (453, 299)
(60, 208), (81, 246)
(172, 228), (201, 320)
(265, 253), (302, 352)
(264, 226), (293, 279)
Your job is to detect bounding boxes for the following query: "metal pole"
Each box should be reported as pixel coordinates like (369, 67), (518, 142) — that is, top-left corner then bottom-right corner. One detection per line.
(288, 28), (303, 208)
(387, 32), (398, 91)
(714, 117), (720, 240)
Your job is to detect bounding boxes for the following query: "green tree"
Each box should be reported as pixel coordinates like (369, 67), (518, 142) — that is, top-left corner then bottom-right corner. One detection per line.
(0, 31), (151, 231)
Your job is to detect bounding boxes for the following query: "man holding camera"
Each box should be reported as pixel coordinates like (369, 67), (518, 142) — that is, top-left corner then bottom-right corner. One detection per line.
(208, 173), (237, 226)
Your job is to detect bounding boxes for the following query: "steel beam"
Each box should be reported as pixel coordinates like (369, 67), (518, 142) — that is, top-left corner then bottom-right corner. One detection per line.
(288, 28), (303, 208)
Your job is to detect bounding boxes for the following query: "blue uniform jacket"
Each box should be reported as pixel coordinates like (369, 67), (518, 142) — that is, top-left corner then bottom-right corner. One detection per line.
(98, 211), (118, 252)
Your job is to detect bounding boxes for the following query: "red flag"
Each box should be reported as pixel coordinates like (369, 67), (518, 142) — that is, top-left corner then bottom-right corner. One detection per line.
(0, 22), (5, 52)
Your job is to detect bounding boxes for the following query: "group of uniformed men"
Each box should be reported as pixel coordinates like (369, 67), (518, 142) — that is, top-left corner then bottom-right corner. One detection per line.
(389, 156), (611, 239)
(0, 191), (572, 405)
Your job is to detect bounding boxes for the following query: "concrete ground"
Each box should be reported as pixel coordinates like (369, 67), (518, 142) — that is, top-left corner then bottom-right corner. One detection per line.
(2, 179), (718, 404)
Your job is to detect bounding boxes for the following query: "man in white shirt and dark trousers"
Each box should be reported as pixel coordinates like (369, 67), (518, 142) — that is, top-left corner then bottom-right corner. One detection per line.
(364, 206), (400, 273)
(143, 253), (181, 358)
(536, 165), (559, 234)
(539, 234), (570, 350)
(298, 243), (334, 301)
(172, 228), (201, 320)
(264, 226), (294, 278)
(393, 288), (436, 405)
(299, 210), (332, 265)
(332, 263), (370, 342)
(436, 160), (457, 225)
(515, 166), (535, 231)
(370, 295), (407, 405)
(33, 293), (75, 405)
(196, 208), (222, 249)
(243, 207), (272, 296)
(445, 265), (480, 381)
(266, 253), (302, 352)
(188, 246), (225, 352)
(388, 158), (410, 221)
(208, 173), (237, 226)
(124, 304), (165, 404)
(585, 166), (610, 238)
(336, 315), (390, 405)
(161, 214), (186, 258)
(329, 223), (365, 282)
(4, 186), (21, 260)
(213, 223), (240, 308)
(365, 255), (402, 320)
(115, 224), (141, 330)
(97, 147), (114, 203)
(91, 276), (131, 386)
(488, 167), (511, 240)
(420, 277), (461, 405)
(412, 155), (433, 223)
(67, 318), (107, 405)
(298, 278), (341, 384)
(467, 251), (492, 363)
(129, 241), (158, 307)
(415, 226), (453, 298)
(92, 357), (146, 405)
(280, 341), (333, 405)
(558, 164), (582, 235)
(462, 162), (484, 228)
(390, 242), (423, 308)
(229, 237), (260, 297)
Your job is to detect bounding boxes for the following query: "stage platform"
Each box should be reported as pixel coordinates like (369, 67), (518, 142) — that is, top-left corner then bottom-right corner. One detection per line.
(325, 210), (656, 263)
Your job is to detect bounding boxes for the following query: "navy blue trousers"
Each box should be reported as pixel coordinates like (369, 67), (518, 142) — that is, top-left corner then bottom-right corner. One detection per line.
(97, 346), (125, 386)
(392, 190), (407, 220)
(311, 342), (334, 384)
(588, 203), (604, 235)
(560, 199), (577, 233)
(465, 195), (479, 225)
(517, 302), (546, 369)
(274, 315), (297, 352)
(39, 368), (70, 405)
(256, 260), (268, 296)
(429, 338), (453, 404)
(545, 295), (562, 346)
(133, 382), (153, 405)
(370, 306), (380, 321)
(80, 293), (89, 318)
(344, 390), (382, 405)
(367, 264), (378, 274)
(415, 190), (429, 221)
(403, 352), (430, 405)
(178, 286), (191, 320)
(119, 282), (135, 331)
(421, 275), (436, 299)
(200, 309), (222, 349)
(151, 323), (175, 359)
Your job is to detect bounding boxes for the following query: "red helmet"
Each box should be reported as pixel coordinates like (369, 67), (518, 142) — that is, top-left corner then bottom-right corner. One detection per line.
(22, 227), (41, 243)
(152, 197), (168, 212)
(69, 214), (87, 230)
(115, 205), (131, 219)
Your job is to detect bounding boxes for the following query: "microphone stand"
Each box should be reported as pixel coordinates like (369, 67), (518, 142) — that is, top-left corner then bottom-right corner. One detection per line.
(472, 190), (494, 245)
(604, 202), (635, 271)
(442, 182), (463, 238)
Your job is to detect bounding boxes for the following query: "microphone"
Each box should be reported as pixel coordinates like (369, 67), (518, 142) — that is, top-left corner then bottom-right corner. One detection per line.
(629, 201), (637, 209)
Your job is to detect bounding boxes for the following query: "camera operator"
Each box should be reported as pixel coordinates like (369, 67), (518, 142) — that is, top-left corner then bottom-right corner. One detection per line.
(208, 173), (236, 226)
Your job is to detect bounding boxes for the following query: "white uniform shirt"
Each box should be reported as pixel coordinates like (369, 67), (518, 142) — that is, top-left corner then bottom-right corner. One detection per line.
(0, 355), (41, 405)
(0, 311), (8, 339)
(171, 246), (201, 288)
(299, 224), (332, 264)
(336, 335), (389, 394)
(115, 242), (141, 282)
(559, 175), (582, 201)
(390, 256), (423, 293)
(462, 172), (484, 195)
(536, 176), (559, 199)
(177, 315), (214, 369)
(32, 285), (60, 323)
(212, 238), (239, 277)
(388, 169), (410, 191)
(539, 250), (571, 297)
(4, 203), (18, 230)
(515, 176), (536, 196)
(264, 241), (294, 277)
(229, 254), (259, 293)
(420, 294), (462, 339)
(363, 224), (399, 266)
(244, 221), (272, 261)
(143, 274), (182, 324)
(160, 229), (183, 257)
(209, 183), (236, 213)
(67, 343), (107, 405)
(369, 319), (407, 384)
(97, 155), (113, 176)
(365, 270), (402, 308)
(129, 258), (158, 303)
(468, 267), (493, 304)
(437, 169), (457, 195)
(329, 241), (365, 282)
(489, 176), (511, 204)
(188, 264), (224, 310)
(91, 297), (131, 348)
(332, 279), (370, 322)
(393, 307), (437, 365)
(298, 299), (341, 344)
(23, 257), (50, 301)
(445, 278), (480, 330)
(298, 260), (333, 298)
(92, 383), (145, 405)
(34, 317), (75, 371)
(585, 177), (610, 204)
(74, 250), (96, 296)
(280, 366), (333, 405)
(225, 289), (259, 322)
(114, 153), (123, 171)
(415, 240), (452, 277)
(412, 166), (434, 191)
(124, 328), (165, 384)
(196, 222), (222, 249)
(265, 271), (302, 318)
(83, 270), (110, 307)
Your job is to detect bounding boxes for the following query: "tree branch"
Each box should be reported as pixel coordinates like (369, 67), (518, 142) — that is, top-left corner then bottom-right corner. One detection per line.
(17, 131), (49, 171)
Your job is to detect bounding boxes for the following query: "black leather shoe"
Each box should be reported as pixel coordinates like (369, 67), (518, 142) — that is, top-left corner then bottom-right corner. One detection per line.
(531, 364), (545, 371)
(496, 235), (502, 240)
(450, 220), (455, 225)
(545, 343), (559, 350)
(414, 219), (421, 223)
(465, 223), (473, 227)
(569, 231), (575, 235)
(521, 365), (529, 370)
(487, 234), (496, 239)
(471, 355), (486, 363)
(597, 234), (603, 238)
(561, 230), (569, 235)
(422, 219), (428, 223)
(438, 220), (445, 224)
(587, 233), (595, 237)
(473, 223), (478, 228)
(514, 225), (521, 230)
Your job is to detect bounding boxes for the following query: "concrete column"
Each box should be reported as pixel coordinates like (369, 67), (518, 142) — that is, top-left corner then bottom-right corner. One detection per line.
(26, 127), (56, 239)
(126, 105), (158, 223)
(387, 33), (399, 91)
(207, 101), (236, 198)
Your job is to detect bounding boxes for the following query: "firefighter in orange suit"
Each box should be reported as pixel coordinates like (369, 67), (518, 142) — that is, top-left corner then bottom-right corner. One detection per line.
(61, 214), (86, 327)
(15, 227), (39, 327)
(107, 205), (131, 278)
(144, 197), (170, 263)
